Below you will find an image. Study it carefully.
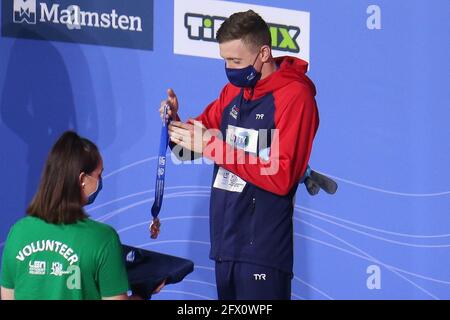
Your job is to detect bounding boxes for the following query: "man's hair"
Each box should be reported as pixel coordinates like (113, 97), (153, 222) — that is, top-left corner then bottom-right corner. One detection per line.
(27, 131), (100, 224)
(216, 10), (271, 50)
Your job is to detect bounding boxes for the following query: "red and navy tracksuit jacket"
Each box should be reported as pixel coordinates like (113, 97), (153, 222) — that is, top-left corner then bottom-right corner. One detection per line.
(197, 56), (319, 276)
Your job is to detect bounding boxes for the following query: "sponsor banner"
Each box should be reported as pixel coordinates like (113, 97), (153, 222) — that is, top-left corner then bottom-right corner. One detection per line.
(2, 0), (154, 50)
(174, 0), (310, 62)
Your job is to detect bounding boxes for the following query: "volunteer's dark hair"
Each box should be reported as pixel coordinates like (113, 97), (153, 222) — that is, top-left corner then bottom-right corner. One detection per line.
(216, 10), (271, 50)
(27, 131), (101, 224)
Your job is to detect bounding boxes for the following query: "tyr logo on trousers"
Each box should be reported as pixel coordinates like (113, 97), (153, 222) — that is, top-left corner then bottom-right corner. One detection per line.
(253, 273), (266, 280)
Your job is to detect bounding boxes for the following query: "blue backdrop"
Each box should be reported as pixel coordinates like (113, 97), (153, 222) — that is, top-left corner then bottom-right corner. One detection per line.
(1, 0), (449, 300)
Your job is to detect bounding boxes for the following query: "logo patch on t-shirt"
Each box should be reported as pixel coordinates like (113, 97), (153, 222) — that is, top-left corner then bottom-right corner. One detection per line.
(50, 262), (71, 276)
(28, 261), (46, 275)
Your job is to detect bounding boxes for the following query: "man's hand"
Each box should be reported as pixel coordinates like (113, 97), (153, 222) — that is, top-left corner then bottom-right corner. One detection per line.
(168, 119), (212, 154)
(159, 88), (179, 121)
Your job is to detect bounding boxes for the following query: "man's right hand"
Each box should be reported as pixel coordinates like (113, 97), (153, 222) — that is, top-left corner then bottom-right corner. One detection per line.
(160, 88), (179, 121)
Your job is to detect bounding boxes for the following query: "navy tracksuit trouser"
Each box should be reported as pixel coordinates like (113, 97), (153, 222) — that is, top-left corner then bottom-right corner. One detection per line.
(215, 261), (291, 300)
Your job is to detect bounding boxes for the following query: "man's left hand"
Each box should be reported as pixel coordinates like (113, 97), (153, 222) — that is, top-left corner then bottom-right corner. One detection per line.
(168, 119), (212, 154)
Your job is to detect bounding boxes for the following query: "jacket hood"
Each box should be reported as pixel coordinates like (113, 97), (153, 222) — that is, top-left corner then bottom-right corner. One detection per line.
(241, 56), (316, 99)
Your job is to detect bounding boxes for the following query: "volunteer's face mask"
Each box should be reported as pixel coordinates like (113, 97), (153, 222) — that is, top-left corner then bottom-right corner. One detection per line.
(86, 175), (102, 205)
(225, 52), (262, 88)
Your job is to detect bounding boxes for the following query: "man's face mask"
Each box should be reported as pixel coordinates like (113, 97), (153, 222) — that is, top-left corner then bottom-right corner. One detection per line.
(225, 52), (262, 88)
(86, 175), (103, 205)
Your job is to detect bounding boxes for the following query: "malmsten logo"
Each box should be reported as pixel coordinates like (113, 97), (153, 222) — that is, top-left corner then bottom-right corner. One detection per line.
(14, 0), (142, 31)
(4, 0), (154, 50)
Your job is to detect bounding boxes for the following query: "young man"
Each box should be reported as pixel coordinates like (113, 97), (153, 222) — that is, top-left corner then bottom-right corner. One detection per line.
(164, 10), (321, 300)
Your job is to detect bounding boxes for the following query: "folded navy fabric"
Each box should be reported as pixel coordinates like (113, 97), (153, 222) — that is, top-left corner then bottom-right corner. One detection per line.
(122, 244), (194, 299)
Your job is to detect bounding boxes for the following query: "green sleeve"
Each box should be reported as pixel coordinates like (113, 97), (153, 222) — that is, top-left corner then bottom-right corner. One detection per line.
(97, 231), (129, 298)
(0, 228), (16, 289)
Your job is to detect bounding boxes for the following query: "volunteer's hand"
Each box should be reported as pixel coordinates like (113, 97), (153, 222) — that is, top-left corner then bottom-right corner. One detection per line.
(159, 88), (179, 121)
(168, 119), (213, 154)
(153, 280), (166, 294)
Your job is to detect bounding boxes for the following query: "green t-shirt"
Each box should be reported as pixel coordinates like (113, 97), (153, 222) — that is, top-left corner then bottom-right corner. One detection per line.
(0, 216), (129, 300)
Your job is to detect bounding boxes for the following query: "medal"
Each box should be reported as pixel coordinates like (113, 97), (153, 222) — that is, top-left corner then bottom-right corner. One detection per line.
(149, 217), (161, 239)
